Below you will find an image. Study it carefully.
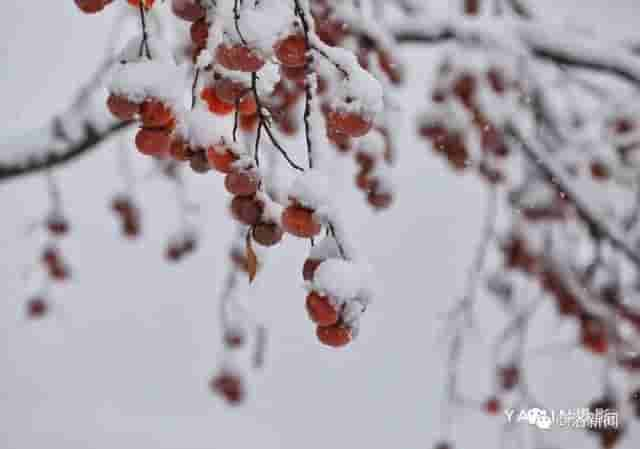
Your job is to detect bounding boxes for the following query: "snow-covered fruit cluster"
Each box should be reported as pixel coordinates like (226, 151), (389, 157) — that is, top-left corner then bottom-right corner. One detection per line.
(303, 237), (371, 347)
(418, 55), (516, 181)
(111, 195), (141, 238)
(80, 0), (397, 211)
(75, 0), (395, 350)
(24, 210), (73, 320)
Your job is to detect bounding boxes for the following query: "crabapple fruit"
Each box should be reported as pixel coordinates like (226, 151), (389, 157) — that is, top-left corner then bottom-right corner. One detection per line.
(327, 109), (373, 138)
(302, 258), (323, 281)
(47, 216), (70, 236)
(367, 191), (392, 210)
(484, 396), (501, 415)
(107, 94), (139, 121)
(306, 292), (339, 326)
(224, 329), (246, 349)
(201, 87), (234, 115)
(230, 196), (263, 226)
(189, 150), (211, 173)
(140, 100), (173, 128)
(238, 94), (258, 116)
(135, 128), (171, 156)
(207, 147), (238, 173)
(216, 44), (265, 72)
(316, 323), (352, 347)
(252, 222), (284, 247)
(27, 298), (48, 319)
(210, 372), (244, 405)
(274, 34), (307, 68)
(225, 170), (259, 196)
(214, 78), (248, 104)
(282, 205), (321, 238)
(172, 0), (205, 22)
(75, 0), (108, 14)
(190, 18), (208, 48)
(127, 0), (155, 9)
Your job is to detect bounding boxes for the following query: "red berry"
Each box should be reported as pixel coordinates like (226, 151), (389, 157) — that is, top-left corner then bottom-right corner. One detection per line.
(172, 0), (205, 22)
(302, 258), (322, 281)
(484, 397), (501, 415)
(306, 292), (339, 326)
(42, 247), (59, 266)
(122, 216), (141, 238)
(282, 205), (321, 238)
(239, 113), (259, 132)
(464, 0), (480, 15)
(27, 298), (48, 319)
(367, 191), (392, 210)
(201, 87), (234, 115)
(190, 18), (208, 47)
(281, 65), (307, 83)
(316, 324), (352, 348)
(238, 94), (257, 116)
(127, 0), (155, 9)
(189, 150), (211, 174)
(590, 161), (610, 181)
(135, 128), (171, 156)
(252, 222), (284, 247)
(47, 216), (69, 236)
(107, 94), (139, 121)
(327, 109), (373, 138)
(498, 365), (519, 391)
(216, 44), (265, 72)
(140, 100), (173, 128)
(230, 196), (263, 226)
(274, 34), (307, 68)
(207, 147), (238, 173)
(169, 136), (194, 161)
(49, 263), (70, 281)
(75, 0), (108, 14)
(210, 372), (244, 405)
(452, 74), (476, 108)
(214, 78), (248, 104)
(224, 329), (245, 349)
(225, 170), (259, 196)
(166, 244), (183, 262)
(111, 196), (131, 214)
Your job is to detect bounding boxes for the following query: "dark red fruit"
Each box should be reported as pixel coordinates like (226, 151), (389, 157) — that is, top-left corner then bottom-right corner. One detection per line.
(252, 222), (284, 247)
(225, 170), (259, 196)
(230, 196), (263, 226)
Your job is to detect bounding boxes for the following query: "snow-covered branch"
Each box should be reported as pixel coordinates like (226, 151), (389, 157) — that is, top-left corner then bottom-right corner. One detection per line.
(0, 119), (129, 183)
(392, 16), (640, 87)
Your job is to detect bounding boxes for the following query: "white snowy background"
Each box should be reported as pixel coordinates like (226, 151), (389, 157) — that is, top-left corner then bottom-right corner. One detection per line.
(1, 1), (639, 448)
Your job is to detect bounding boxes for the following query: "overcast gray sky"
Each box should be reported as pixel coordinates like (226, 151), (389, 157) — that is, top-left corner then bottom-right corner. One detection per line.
(1, 2), (639, 449)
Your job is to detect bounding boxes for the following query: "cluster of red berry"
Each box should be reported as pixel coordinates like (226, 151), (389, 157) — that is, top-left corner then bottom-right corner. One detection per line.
(502, 235), (612, 354)
(111, 195), (141, 238)
(41, 246), (71, 282)
(210, 370), (244, 405)
(166, 233), (198, 262)
(418, 62), (511, 183)
(353, 129), (393, 210)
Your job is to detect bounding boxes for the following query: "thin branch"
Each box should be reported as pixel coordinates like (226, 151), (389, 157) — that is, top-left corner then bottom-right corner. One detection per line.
(0, 122), (131, 183)
(392, 19), (640, 88)
(508, 125), (640, 270)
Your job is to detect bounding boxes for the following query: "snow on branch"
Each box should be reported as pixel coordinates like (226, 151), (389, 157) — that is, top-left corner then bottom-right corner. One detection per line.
(392, 16), (640, 87)
(0, 119), (129, 183)
(507, 124), (640, 269)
